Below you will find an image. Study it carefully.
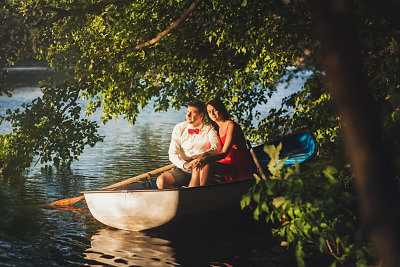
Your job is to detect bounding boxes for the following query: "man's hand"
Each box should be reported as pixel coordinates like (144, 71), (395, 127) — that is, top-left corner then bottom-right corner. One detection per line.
(184, 152), (210, 169)
(184, 158), (202, 169)
(192, 158), (202, 169)
(193, 155), (209, 169)
(183, 160), (195, 169)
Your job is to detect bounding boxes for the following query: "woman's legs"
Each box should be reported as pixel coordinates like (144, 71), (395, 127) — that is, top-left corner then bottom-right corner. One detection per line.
(189, 164), (212, 187)
(188, 168), (201, 187)
(199, 164), (211, 186)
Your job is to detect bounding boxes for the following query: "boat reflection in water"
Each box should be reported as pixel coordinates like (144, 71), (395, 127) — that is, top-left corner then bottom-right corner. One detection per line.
(84, 228), (179, 266)
(83, 215), (285, 267)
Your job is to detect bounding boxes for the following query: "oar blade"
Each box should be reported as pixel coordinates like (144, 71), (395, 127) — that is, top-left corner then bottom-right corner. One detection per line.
(49, 195), (85, 207)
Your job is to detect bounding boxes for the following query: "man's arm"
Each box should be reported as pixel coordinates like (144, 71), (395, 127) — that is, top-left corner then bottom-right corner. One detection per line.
(207, 127), (221, 155)
(168, 124), (187, 169)
(200, 126), (220, 157)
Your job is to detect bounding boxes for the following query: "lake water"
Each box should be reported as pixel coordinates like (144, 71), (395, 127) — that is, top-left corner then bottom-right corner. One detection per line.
(0, 67), (306, 266)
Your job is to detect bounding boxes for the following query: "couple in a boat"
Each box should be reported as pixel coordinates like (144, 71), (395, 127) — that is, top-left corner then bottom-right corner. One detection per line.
(157, 98), (252, 189)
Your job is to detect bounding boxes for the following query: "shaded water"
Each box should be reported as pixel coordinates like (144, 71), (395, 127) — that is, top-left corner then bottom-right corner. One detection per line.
(0, 67), (305, 266)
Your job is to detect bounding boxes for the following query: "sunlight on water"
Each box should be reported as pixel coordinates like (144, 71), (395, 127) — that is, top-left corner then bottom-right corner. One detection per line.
(84, 229), (178, 266)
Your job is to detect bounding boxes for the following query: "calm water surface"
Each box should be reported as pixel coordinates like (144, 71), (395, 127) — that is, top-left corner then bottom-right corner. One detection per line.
(0, 67), (305, 266)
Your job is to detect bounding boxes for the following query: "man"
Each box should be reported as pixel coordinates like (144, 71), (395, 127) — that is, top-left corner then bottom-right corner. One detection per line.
(156, 100), (220, 189)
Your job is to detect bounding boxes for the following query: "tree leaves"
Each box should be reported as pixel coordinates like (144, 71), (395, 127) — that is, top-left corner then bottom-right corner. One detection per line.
(241, 144), (364, 265)
(272, 196), (285, 208)
(3, 0), (310, 134)
(0, 81), (104, 173)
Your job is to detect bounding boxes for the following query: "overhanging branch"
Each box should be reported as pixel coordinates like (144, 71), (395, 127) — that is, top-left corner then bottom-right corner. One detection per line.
(125, 0), (203, 54)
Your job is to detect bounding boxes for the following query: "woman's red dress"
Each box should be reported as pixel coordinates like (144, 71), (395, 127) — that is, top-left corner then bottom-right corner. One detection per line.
(216, 130), (253, 182)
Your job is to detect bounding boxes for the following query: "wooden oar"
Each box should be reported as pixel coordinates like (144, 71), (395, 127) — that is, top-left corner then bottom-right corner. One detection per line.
(49, 163), (175, 207)
(247, 141), (268, 180)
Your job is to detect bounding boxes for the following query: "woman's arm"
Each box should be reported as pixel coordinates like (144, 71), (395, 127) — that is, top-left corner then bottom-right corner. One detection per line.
(198, 121), (235, 165)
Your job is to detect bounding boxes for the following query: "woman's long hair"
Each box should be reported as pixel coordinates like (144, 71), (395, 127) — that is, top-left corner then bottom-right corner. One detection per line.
(206, 98), (230, 133)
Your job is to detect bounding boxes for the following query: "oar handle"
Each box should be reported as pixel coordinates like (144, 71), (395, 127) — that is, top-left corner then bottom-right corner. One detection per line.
(102, 163), (175, 190)
(247, 141), (268, 180)
(50, 163), (175, 206)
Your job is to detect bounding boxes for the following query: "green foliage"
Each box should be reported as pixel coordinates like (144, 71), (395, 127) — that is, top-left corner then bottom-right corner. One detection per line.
(4, 0), (312, 127)
(241, 144), (374, 265)
(0, 82), (103, 174)
(0, 1), (35, 67)
(0, 0), (399, 264)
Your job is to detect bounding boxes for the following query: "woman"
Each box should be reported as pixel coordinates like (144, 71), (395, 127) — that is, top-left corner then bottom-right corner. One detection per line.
(193, 98), (253, 184)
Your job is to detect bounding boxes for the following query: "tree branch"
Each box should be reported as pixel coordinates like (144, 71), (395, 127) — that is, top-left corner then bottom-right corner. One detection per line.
(326, 239), (341, 261)
(125, 0), (203, 54)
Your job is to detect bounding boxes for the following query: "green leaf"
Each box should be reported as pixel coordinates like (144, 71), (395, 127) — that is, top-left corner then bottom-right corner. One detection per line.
(261, 201), (269, 213)
(273, 196), (285, 208)
(253, 190), (261, 203)
(319, 237), (328, 252)
(253, 206), (260, 220)
(241, 193), (251, 209)
(295, 243), (306, 267)
(323, 165), (338, 183)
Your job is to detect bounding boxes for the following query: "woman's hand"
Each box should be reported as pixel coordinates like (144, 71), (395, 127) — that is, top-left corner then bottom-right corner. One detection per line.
(191, 158), (202, 169)
(184, 158), (201, 169)
(194, 156), (209, 169)
(186, 153), (209, 169)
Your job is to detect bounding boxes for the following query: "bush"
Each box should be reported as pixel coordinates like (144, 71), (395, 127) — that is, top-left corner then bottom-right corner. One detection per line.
(241, 144), (375, 266)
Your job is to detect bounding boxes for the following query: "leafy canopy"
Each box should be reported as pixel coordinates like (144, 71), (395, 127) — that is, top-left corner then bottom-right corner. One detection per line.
(1, 0), (400, 265)
(4, 0), (312, 124)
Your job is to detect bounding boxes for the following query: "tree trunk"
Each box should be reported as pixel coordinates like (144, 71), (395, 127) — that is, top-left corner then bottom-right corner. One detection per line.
(312, 0), (400, 265)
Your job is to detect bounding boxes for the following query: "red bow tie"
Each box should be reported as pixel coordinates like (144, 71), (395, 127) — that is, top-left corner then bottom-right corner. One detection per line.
(188, 128), (199, 134)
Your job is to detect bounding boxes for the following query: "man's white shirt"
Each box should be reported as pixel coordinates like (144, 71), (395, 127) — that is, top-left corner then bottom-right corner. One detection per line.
(168, 121), (220, 169)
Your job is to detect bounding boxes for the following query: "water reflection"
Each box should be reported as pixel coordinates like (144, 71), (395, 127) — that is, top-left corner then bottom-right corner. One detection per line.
(0, 196), (95, 266)
(152, 216), (287, 267)
(96, 122), (172, 185)
(82, 214), (295, 267)
(85, 228), (178, 266)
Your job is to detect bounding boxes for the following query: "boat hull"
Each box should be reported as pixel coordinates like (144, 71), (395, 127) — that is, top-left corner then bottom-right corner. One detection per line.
(84, 179), (254, 231)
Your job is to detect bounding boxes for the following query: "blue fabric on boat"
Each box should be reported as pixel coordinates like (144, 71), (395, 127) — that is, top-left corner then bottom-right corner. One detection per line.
(249, 133), (316, 174)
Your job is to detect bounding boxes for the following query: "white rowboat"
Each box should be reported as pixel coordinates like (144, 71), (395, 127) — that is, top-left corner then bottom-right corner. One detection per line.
(83, 133), (317, 231)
